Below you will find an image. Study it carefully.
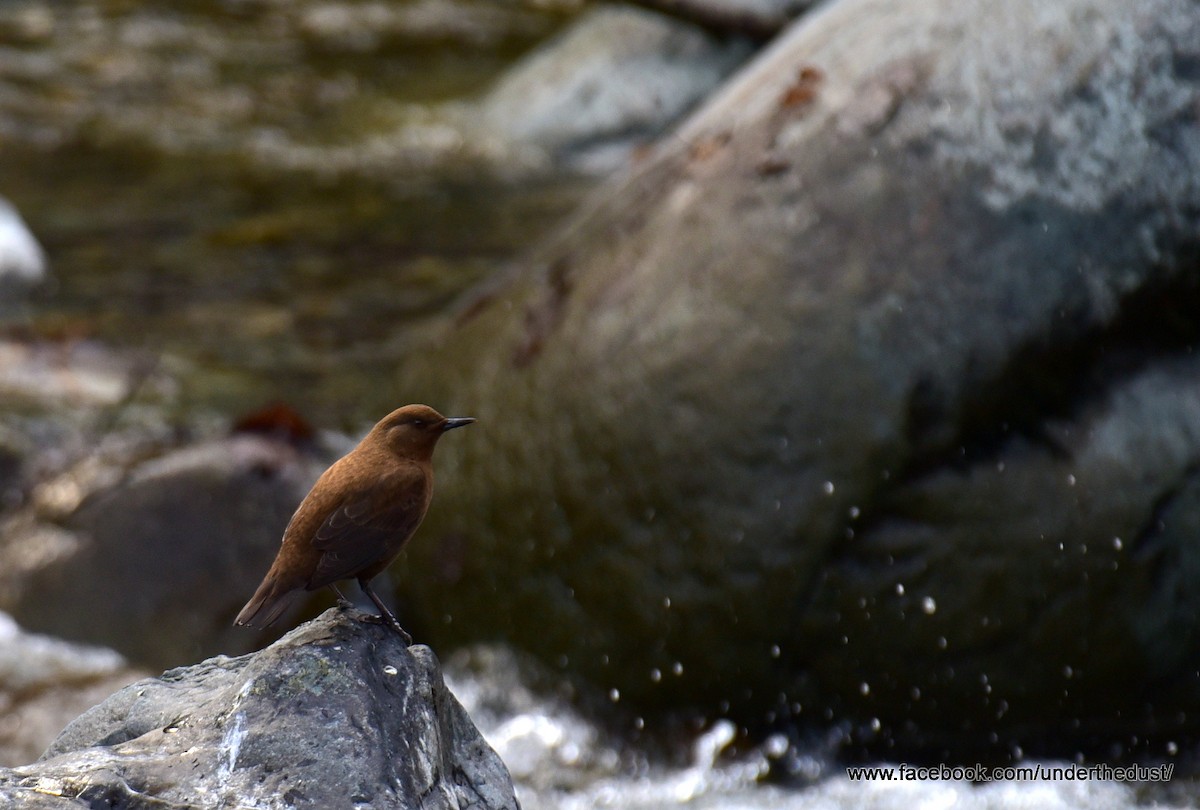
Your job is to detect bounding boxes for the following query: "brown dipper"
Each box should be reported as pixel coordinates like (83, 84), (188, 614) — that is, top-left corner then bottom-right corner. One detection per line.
(234, 404), (474, 644)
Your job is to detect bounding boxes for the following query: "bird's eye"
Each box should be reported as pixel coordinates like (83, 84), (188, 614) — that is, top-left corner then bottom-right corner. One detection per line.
(411, 419), (424, 427)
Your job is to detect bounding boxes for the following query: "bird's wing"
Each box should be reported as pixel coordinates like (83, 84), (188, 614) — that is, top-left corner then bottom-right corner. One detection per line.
(307, 469), (428, 588)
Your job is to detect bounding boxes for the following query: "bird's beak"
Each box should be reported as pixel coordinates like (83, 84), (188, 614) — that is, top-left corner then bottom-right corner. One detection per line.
(441, 417), (476, 431)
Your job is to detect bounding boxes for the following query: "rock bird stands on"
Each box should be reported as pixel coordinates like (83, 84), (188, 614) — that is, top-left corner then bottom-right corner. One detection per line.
(235, 404), (474, 644)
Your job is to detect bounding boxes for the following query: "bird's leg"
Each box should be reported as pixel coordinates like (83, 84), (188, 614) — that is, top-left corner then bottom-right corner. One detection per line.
(359, 577), (413, 646)
(328, 583), (354, 610)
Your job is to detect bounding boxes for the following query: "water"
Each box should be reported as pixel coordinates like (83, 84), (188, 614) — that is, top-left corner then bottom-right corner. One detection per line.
(444, 647), (1182, 810)
(0, 0), (590, 430)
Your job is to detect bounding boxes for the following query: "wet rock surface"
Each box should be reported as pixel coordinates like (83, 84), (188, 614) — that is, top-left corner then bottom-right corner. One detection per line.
(0, 609), (519, 810)
(392, 0), (1200, 757)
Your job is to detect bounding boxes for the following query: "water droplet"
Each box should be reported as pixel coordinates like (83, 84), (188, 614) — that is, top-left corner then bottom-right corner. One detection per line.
(1066, 474), (1077, 486)
(848, 505), (861, 519)
(895, 583), (905, 596)
(870, 717), (881, 732)
(822, 481), (835, 495)
(1063, 665), (1074, 678)
(650, 668), (662, 683)
(921, 596), (937, 615)
(996, 461), (1006, 472)
(1167, 741), (1179, 756)
(672, 662), (684, 676)
(765, 734), (789, 757)
(662, 596), (672, 609)
(609, 688), (620, 702)
(859, 682), (870, 696)
(911, 687), (921, 700)
(382, 665), (398, 676)
(937, 636), (948, 649)
(634, 717), (645, 730)
(1112, 537), (1123, 551)
(770, 644), (781, 658)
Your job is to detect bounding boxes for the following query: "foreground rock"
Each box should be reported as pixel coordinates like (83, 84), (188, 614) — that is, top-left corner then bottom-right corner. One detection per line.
(0, 609), (519, 809)
(393, 0), (1200, 758)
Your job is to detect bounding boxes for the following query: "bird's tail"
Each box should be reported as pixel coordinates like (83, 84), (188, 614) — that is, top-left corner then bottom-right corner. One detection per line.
(234, 575), (300, 628)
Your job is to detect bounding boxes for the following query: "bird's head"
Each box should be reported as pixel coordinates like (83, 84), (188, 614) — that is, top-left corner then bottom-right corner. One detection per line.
(372, 404), (475, 459)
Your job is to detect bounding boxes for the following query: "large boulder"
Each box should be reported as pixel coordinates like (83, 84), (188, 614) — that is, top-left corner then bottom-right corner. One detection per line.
(392, 0), (1200, 757)
(0, 609), (519, 809)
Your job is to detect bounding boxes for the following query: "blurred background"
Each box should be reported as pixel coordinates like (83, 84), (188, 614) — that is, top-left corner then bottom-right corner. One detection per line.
(0, 0), (594, 426)
(1, 0), (1199, 808)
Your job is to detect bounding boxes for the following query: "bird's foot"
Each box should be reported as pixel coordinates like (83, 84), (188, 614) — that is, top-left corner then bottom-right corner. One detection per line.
(328, 584), (354, 611)
(357, 613), (413, 645)
(387, 618), (414, 646)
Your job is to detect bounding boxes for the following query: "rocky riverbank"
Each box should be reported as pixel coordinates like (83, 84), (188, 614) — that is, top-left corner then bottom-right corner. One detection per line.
(0, 609), (519, 809)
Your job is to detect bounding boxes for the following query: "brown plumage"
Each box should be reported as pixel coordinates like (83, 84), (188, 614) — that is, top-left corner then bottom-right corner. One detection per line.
(234, 404), (474, 643)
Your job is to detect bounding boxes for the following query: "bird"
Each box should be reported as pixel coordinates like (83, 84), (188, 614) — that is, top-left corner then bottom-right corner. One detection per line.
(234, 404), (474, 644)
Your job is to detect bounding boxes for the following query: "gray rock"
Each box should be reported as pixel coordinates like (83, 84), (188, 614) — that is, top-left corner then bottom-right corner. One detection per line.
(0, 612), (145, 768)
(393, 0), (1200, 755)
(0, 434), (327, 667)
(0, 609), (519, 809)
(475, 6), (753, 171)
